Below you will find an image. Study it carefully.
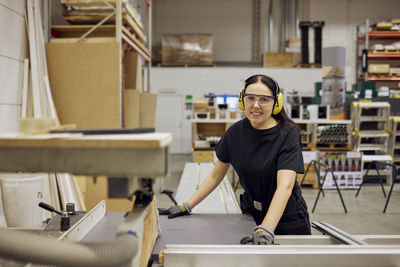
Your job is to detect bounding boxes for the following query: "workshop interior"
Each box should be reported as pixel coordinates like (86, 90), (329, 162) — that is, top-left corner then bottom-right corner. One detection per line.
(1, 0), (400, 266)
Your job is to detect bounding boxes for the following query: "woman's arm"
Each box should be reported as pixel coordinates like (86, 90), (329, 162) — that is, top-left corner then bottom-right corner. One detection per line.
(187, 159), (231, 209)
(260, 169), (296, 230)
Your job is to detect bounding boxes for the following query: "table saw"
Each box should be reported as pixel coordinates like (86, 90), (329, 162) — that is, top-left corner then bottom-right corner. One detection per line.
(1, 132), (400, 267)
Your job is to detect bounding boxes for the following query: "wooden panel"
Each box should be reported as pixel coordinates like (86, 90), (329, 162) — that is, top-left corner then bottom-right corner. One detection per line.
(0, 57), (23, 105)
(139, 92), (158, 128)
(85, 176), (135, 212)
(0, 4), (27, 60)
(0, 132), (172, 149)
(46, 42), (120, 128)
(123, 89), (140, 128)
(140, 199), (159, 267)
(123, 51), (140, 89)
(194, 150), (214, 163)
(0, 104), (20, 133)
(51, 25), (116, 38)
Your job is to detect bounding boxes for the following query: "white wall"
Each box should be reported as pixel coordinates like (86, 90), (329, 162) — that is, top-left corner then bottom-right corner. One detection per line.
(151, 67), (321, 97)
(0, 0), (27, 133)
(307, 0), (400, 86)
(153, 0), (400, 85)
(154, 0), (254, 62)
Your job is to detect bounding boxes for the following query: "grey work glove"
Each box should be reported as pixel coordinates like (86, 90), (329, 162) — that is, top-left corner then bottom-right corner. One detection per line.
(240, 225), (275, 245)
(158, 201), (191, 219)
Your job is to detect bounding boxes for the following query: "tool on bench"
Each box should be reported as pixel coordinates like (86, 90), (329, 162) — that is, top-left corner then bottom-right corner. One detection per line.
(39, 202), (78, 231)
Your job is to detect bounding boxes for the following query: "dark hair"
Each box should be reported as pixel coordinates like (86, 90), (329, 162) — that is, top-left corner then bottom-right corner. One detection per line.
(244, 74), (296, 127)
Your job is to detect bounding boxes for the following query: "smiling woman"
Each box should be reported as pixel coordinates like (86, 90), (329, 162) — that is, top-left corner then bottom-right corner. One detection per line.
(161, 74), (311, 245)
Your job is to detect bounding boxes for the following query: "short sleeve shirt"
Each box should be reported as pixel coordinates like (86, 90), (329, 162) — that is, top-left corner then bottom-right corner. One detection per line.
(215, 118), (304, 202)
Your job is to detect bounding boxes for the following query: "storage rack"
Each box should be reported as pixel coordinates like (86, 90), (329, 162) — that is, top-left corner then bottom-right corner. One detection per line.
(389, 116), (400, 179)
(356, 20), (400, 88)
(351, 101), (393, 181)
(47, 0), (152, 128)
(293, 119), (352, 151)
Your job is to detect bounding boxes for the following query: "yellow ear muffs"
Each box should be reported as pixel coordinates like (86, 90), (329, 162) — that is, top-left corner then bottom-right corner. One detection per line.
(238, 90), (245, 111)
(272, 92), (283, 115)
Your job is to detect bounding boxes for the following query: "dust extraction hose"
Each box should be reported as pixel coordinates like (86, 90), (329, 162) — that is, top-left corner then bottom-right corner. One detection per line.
(0, 227), (138, 267)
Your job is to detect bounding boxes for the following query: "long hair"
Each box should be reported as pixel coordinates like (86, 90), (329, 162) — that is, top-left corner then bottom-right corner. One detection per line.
(244, 74), (296, 127)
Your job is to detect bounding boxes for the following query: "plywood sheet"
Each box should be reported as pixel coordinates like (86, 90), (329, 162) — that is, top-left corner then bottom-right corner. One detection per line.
(123, 51), (140, 90)
(123, 89), (140, 128)
(46, 42), (120, 128)
(139, 92), (157, 128)
(85, 176), (135, 212)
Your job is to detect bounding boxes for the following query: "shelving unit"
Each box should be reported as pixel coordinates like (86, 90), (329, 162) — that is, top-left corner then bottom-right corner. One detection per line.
(191, 119), (234, 163)
(389, 116), (400, 179)
(351, 101), (393, 182)
(293, 119), (352, 151)
(356, 21), (400, 86)
(46, 0), (152, 128)
(351, 102), (390, 154)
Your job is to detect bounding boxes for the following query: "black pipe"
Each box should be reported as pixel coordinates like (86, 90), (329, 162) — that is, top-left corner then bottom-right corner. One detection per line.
(312, 21), (325, 65)
(299, 21), (312, 64)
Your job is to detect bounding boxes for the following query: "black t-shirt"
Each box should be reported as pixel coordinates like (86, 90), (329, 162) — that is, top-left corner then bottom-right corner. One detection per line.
(215, 118), (304, 202)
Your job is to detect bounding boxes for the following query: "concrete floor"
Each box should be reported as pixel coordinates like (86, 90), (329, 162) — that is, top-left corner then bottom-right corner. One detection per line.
(155, 153), (400, 236)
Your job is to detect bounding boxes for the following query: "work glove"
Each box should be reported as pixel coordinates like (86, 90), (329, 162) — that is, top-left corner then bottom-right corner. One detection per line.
(158, 201), (191, 219)
(240, 225), (275, 245)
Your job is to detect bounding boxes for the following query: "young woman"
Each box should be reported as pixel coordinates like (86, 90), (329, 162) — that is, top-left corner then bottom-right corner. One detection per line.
(162, 74), (311, 245)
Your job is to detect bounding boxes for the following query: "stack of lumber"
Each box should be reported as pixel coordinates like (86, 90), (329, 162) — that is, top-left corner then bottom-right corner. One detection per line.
(22, 0), (83, 213)
(51, 0), (150, 61)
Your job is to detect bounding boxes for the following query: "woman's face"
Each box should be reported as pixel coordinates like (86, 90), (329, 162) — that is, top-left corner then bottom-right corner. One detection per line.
(244, 81), (276, 129)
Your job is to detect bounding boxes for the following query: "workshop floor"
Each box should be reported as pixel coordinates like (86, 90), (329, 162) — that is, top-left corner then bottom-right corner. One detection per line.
(155, 154), (400, 236)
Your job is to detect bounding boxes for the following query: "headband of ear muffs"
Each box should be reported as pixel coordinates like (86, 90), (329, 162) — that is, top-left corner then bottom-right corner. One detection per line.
(238, 76), (283, 115)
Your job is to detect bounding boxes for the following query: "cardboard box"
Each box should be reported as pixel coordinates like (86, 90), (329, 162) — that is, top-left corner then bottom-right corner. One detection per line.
(46, 42), (120, 128)
(123, 89), (140, 128)
(162, 34), (213, 65)
(264, 52), (301, 68)
(368, 64), (390, 74)
(139, 92), (158, 127)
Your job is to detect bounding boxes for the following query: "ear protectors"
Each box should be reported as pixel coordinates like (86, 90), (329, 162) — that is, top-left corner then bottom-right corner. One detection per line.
(238, 90), (245, 111)
(272, 92), (283, 115)
(238, 76), (283, 115)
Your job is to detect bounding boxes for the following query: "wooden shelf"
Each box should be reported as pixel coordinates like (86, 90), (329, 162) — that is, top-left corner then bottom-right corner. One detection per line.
(368, 52), (400, 59)
(358, 75), (400, 82)
(359, 31), (400, 40)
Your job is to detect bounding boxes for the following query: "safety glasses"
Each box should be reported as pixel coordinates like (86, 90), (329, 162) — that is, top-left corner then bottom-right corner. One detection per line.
(243, 94), (275, 106)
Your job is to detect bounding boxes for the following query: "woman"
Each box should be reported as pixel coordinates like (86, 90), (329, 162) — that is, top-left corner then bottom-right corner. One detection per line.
(162, 74), (311, 245)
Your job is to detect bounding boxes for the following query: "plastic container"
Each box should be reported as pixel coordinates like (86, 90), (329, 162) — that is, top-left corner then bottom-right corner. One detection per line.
(0, 173), (46, 228)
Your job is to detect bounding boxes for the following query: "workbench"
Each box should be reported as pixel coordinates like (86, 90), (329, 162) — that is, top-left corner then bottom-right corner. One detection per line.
(0, 132), (171, 176)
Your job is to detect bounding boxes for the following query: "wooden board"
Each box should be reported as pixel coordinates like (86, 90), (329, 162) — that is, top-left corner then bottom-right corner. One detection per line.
(46, 42), (120, 128)
(50, 37), (116, 43)
(51, 25), (116, 38)
(85, 176), (135, 212)
(62, 14), (146, 43)
(140, 199), (159, 267)
(61, 0), (119, 6)
(0, 132), (172, 148)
